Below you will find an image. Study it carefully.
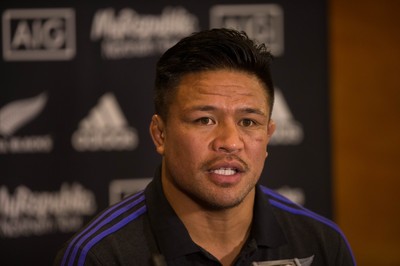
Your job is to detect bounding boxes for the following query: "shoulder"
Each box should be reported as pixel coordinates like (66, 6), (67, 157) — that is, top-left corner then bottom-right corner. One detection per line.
(55, 191), (150, 266)
(260, 186), (340, 232)
(259, 185), (356, 265)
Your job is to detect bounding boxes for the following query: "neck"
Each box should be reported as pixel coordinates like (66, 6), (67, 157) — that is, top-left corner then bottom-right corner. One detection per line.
(185, 205), (253, 266)
(162, 175), (255, 266)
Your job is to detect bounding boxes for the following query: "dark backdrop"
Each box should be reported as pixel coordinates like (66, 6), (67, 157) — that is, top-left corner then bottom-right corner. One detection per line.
(0, 1), (329, 265)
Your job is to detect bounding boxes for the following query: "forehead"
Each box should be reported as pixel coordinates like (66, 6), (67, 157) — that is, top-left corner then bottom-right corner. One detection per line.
(173, 70), (270, 108)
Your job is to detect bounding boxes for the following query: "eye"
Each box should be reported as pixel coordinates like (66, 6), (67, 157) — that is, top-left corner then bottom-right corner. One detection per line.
(239, 119), (256, 127)
(195, 117), (214, 125)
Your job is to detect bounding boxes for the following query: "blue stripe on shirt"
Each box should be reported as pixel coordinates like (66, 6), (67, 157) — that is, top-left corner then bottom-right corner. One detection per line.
(62, 192), (145, 266)
(260, 186), (356, 265)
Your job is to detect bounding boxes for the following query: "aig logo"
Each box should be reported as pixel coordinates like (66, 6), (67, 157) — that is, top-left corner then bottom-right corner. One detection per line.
(2, 8), (76, 61)
(210, 4), (284, 56)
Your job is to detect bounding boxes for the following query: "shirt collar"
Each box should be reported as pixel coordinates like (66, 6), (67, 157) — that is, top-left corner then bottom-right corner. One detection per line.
(145, 167), (200, 260)
(251, 185), (287, 248)
(145, 166), (286, 260)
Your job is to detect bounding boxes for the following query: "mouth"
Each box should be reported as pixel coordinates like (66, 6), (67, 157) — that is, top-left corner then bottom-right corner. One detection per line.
(205, 157), (247, 175)
(203, 156), (248, 186)
(210, 168), (238, 176)
(207, 166), (242, 186)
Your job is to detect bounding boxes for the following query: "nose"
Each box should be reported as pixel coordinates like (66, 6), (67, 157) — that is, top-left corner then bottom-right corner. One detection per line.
(211, 121), (244, 154)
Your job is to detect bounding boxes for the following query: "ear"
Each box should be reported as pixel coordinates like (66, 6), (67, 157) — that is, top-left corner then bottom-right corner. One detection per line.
(149, 114), (166, 155)
(265, 119), (276, 159)
(267, 119), (276, 140)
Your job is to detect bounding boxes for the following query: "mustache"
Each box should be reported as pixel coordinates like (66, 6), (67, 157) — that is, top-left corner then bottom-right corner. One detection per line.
(201, 154), (249, 172)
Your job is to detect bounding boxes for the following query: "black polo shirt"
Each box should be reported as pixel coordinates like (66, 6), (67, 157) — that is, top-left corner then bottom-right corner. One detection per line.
(55, 168), (355, 266)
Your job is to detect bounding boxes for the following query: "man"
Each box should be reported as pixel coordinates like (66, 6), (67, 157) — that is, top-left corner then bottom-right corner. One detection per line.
(55, 28), (355, 266)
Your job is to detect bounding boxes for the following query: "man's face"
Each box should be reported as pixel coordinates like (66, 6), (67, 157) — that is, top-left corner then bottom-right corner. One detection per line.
(150, 69), (275, 210)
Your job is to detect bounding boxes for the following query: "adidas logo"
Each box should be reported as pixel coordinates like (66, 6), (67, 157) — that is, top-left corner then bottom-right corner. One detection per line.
(270, 89), (304, 145)
(71, 92), (139, 151)
(0, 92), (53, 153)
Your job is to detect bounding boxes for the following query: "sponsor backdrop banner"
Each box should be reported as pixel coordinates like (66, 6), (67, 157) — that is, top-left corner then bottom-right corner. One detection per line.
(0, 1), (329, 265)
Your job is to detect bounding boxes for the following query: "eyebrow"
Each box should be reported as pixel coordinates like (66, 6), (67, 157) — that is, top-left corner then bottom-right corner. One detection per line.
(186, 105), (267, 117)
(240, 107), (267, 116)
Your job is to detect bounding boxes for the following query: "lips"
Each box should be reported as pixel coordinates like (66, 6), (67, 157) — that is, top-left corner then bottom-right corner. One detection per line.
(205, 159), (247, 186)
(205, 157), (247, 175)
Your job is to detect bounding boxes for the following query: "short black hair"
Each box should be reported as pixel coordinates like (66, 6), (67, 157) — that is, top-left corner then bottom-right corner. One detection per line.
(154, 28), (274, 120)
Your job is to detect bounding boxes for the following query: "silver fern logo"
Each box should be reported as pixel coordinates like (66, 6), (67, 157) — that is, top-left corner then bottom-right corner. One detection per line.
(0, 92), (53, 153)
(0, 92), (47, 136)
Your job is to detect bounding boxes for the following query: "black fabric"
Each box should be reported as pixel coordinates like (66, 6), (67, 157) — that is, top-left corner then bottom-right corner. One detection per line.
(54, 167), (355, 266)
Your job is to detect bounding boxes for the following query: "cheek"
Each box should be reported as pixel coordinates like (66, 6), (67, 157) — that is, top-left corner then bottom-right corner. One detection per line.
(246, 135), (268, 157)
(165, 131), (203, 160)
(164, 136), (205, 179)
